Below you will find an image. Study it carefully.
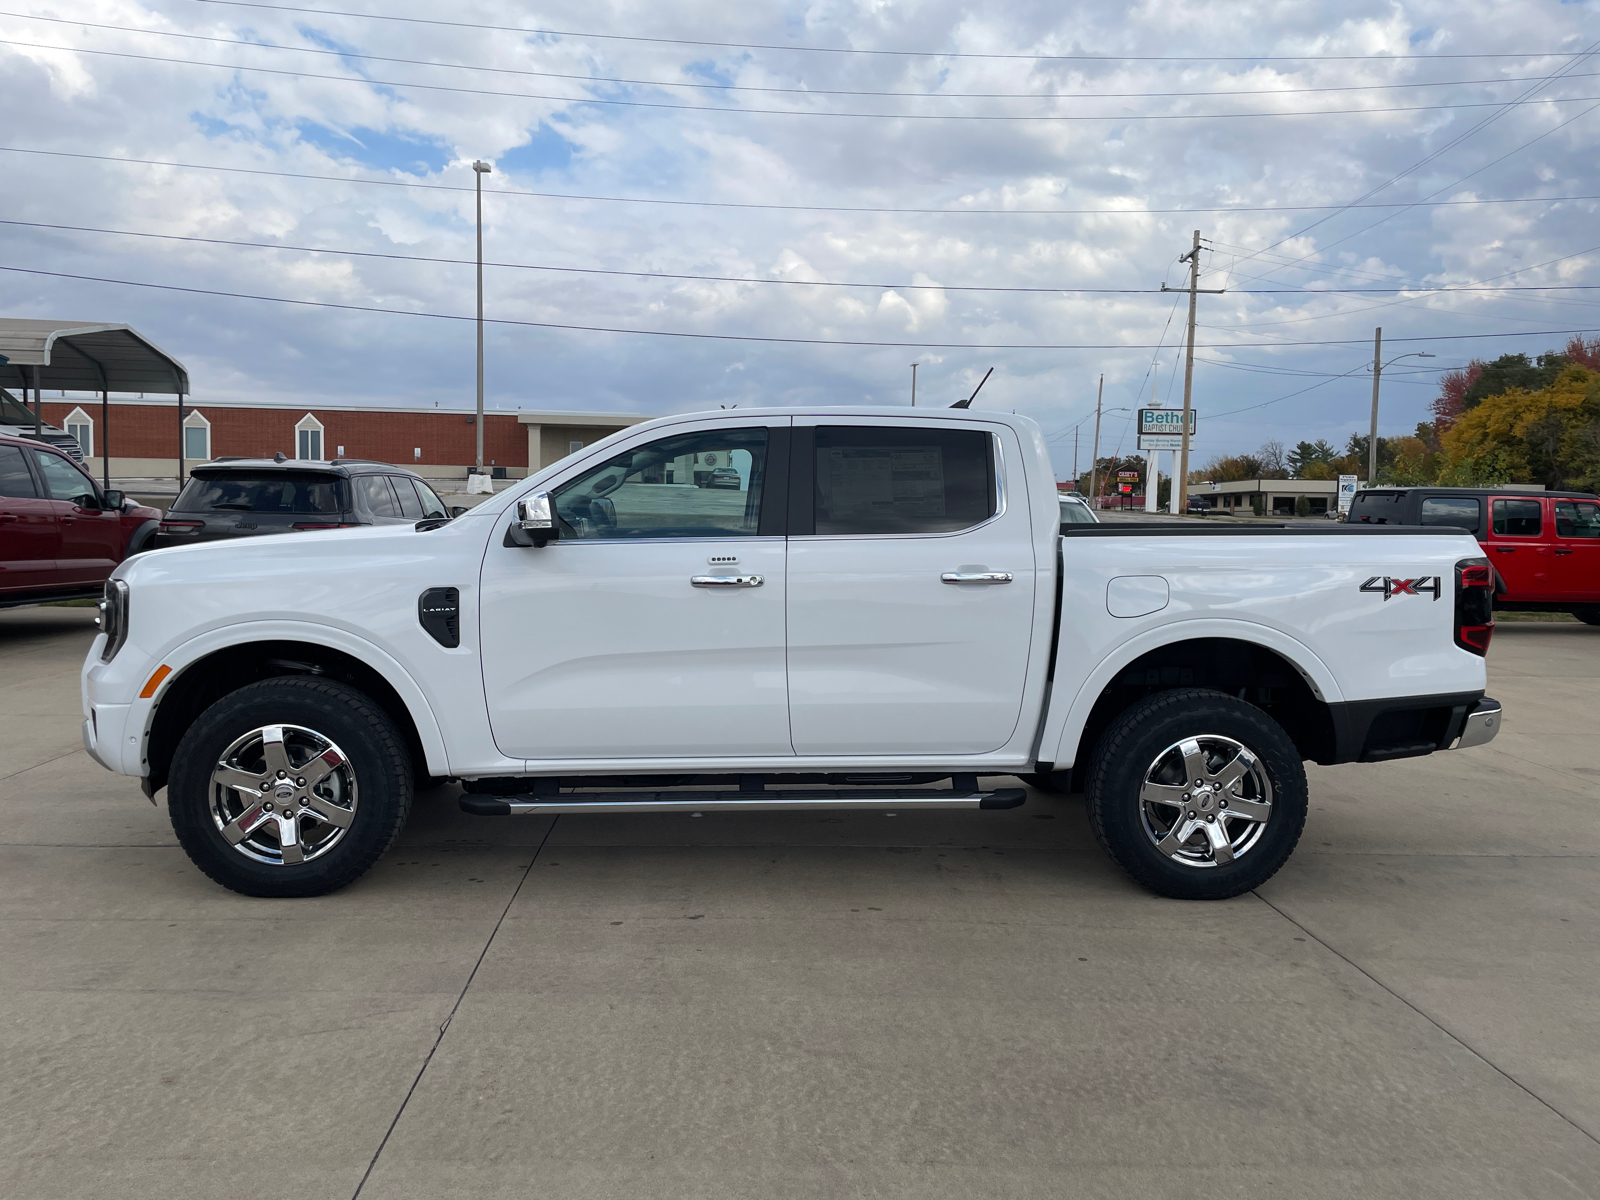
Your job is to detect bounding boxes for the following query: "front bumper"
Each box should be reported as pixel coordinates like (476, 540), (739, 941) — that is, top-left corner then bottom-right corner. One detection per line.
(1453, 697), (1502, 749)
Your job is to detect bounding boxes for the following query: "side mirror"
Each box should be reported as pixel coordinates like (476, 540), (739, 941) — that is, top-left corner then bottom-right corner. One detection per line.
(504, 492), (560, 548)
(450, 506), (468, 518)
(102, 490), (126, 510)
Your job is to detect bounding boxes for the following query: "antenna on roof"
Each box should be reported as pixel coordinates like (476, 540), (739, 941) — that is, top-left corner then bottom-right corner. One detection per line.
(950, 367), (994, 409)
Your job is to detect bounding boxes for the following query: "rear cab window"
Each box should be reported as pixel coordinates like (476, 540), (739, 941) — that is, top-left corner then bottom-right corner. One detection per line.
(1490, 498), (1543, 538)
(175, 472), (345, 516)
(0, 444), (38, 497)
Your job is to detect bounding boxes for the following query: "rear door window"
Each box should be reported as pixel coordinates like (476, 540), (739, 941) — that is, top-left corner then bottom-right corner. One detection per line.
(0, 445), (37, 497)
(811, 426), (994, 535)
(388, 476), (425, 519)
(1554, 500), (1600, 538)
(1491, 498), (1543, 537)
(355, 475), (402, 517)
(1419, 496), (1481, 532)
(177, 472), (344, 515)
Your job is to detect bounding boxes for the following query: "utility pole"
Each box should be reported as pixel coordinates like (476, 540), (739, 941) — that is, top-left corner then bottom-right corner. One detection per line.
(473, 159), (492, 474)
(1162, 230), (1224, 514)
(1145, 372), (1159, 514)
(910, 362), (917, 406)
(1072, 424), (1079, 489)
(1367, 329), (1433, 487)
(1367, 327), (1382, 487)
(1088, 374), (1104, 508)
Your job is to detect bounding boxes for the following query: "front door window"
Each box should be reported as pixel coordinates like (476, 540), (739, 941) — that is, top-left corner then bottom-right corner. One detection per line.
(553, 428), (768, 540)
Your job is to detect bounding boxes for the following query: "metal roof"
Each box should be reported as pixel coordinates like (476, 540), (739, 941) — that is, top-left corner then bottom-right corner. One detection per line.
(0, 320), (189, 394)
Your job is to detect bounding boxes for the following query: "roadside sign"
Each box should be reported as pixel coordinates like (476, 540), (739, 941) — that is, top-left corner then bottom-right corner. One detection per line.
(1118, 483), (1133, 493)
(1338, 474), (1359, 514)
(1138, 434), (1185, 451)
(1116, 469), (1139, 480)
(1139, 408), (1196, 437)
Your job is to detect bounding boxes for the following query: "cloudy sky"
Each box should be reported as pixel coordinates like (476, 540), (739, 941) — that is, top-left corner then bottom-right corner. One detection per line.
(3, 0), (1598, 477)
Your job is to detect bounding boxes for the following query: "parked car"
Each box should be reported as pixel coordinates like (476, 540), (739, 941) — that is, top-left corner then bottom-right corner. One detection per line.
(1, 387), (88, 462)
(703, 466), (743, 489)
(155, 457), (457, 549)
(1058, 493), (1099, 525)
(85, 407), (1501, 901)
(0, 430), (160, 607)
(1347, 486), (1599, 623)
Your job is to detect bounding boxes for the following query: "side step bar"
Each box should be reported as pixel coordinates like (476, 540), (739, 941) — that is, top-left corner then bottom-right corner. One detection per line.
(460, 786), (1027, 817)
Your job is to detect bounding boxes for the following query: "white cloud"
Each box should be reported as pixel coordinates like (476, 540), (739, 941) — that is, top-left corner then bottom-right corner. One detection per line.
(2, 0), (1597, 473)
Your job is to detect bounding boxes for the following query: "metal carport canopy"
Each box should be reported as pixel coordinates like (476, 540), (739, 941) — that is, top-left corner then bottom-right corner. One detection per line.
(0, 320), (189, 393)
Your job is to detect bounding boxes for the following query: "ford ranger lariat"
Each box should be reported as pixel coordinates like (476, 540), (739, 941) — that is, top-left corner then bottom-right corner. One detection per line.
(81, 408), (1502, 900)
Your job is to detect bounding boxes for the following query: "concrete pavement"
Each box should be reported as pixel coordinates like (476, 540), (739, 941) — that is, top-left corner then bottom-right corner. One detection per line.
(1, 608), (1597, 1198)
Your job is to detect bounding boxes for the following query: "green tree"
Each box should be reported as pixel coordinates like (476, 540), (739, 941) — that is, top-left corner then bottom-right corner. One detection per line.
(1287, 439), (1337, 477)
(1461, 352), (1569, 411)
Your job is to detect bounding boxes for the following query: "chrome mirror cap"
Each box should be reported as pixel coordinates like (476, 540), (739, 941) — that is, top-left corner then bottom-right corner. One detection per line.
(516, 492), (556, 531)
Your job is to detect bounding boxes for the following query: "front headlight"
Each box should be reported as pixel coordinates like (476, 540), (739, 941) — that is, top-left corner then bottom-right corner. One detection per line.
(96, 578), (130, 663)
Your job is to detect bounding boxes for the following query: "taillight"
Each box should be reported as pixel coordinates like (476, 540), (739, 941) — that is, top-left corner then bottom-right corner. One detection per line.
(291, 522), (359, 531)
(158, 519), (203, 535)
(1454, 557), (1494, 656)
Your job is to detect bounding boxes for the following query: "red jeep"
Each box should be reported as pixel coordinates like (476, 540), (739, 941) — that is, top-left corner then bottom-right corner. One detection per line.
(1347, 486), (1600, 624)
(0, 431), (162, 606)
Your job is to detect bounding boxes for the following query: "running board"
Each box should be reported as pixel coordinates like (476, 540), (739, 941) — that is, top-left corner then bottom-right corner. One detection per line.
(459, 787), (1027, 816)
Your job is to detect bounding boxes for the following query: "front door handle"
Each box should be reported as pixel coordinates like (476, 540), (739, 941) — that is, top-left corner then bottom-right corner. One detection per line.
(691, 575), (764, 588)
(942, 572), (1013, 584)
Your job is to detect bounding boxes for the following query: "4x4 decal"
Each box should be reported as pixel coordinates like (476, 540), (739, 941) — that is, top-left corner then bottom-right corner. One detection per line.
(1361, 575), (1443, 601)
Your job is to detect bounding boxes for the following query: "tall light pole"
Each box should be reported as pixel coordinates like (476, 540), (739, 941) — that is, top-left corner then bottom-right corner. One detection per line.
(910, 362), (918, 406)
(1367, 325), (1434, 485)
(473, 159), (492, 473)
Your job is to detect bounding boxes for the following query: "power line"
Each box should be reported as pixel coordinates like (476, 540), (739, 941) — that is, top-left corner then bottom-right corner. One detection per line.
(14, 37), (1600, 122)
(12, 13), (1598, 102)
(4, 145), (1596, 219)
(6, 262), (1599, 349)
(184, 2), (1581, 64)
(1222, 38), (1600, 279)
(11, 218), (1599, 298)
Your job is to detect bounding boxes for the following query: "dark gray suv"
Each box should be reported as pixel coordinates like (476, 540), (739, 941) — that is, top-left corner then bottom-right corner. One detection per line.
(155, 457), (457, 549)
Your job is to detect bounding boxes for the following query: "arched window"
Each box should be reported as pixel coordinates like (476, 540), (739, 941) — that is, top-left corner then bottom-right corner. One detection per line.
(295, 413), (325, 461)
(64, 406), (93, 458)
(183, 409), (211, 462)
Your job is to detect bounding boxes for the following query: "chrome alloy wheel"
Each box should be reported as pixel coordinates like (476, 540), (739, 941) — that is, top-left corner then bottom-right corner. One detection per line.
(209, 724), (358, 866)
(1137, 735), (1273, 869)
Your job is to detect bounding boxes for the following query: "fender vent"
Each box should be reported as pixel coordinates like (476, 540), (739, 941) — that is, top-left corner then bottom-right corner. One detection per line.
(419, 587), (460, 648)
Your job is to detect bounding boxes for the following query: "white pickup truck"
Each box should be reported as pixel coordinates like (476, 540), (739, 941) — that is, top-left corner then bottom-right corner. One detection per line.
(81, 407), (1502, 901)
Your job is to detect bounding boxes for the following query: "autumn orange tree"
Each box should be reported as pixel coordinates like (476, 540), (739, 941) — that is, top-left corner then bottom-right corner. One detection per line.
(1437, 364), (1600, 491)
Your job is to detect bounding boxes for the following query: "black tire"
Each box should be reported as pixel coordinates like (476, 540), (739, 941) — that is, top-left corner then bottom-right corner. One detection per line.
(168, 677), (413, 897)
(1574, 606), (1600, 626)
(1086, 688), (1307, 900)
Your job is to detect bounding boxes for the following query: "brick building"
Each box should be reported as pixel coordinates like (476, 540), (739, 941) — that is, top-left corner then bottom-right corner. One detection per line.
(25, 396), (648, 481)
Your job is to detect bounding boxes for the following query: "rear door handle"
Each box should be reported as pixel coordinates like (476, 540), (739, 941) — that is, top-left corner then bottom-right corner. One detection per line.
(0, 514), (17, 523)
(1554, 547), (1574, 555)
(1492, 546), (1513, 552)
(690, 575), (763, 588)
(941, 572), (1013, 584)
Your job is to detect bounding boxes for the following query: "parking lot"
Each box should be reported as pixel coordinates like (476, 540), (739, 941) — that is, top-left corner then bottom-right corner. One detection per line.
(2, 607), (1597, 1199)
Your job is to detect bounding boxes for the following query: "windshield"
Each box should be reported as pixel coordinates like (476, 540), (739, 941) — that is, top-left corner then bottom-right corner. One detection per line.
(174, 472), (346, 515)
(0, 389), (39, 425)
(1059, 496), (1098, 525)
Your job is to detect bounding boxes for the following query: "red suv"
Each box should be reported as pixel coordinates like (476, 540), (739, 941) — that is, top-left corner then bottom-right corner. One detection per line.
(1348, 486), (1600, 624)
(0, 431), (161, 607)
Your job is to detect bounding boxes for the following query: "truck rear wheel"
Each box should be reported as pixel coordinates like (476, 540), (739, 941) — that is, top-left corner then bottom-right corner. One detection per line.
(167, 677), (413, 897)
(1086, 689), (1307, 900)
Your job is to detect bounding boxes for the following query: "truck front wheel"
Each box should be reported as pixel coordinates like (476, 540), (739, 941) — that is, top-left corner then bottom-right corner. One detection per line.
(1086, 689), (1307, 900)
(167, 677), (414, 897)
